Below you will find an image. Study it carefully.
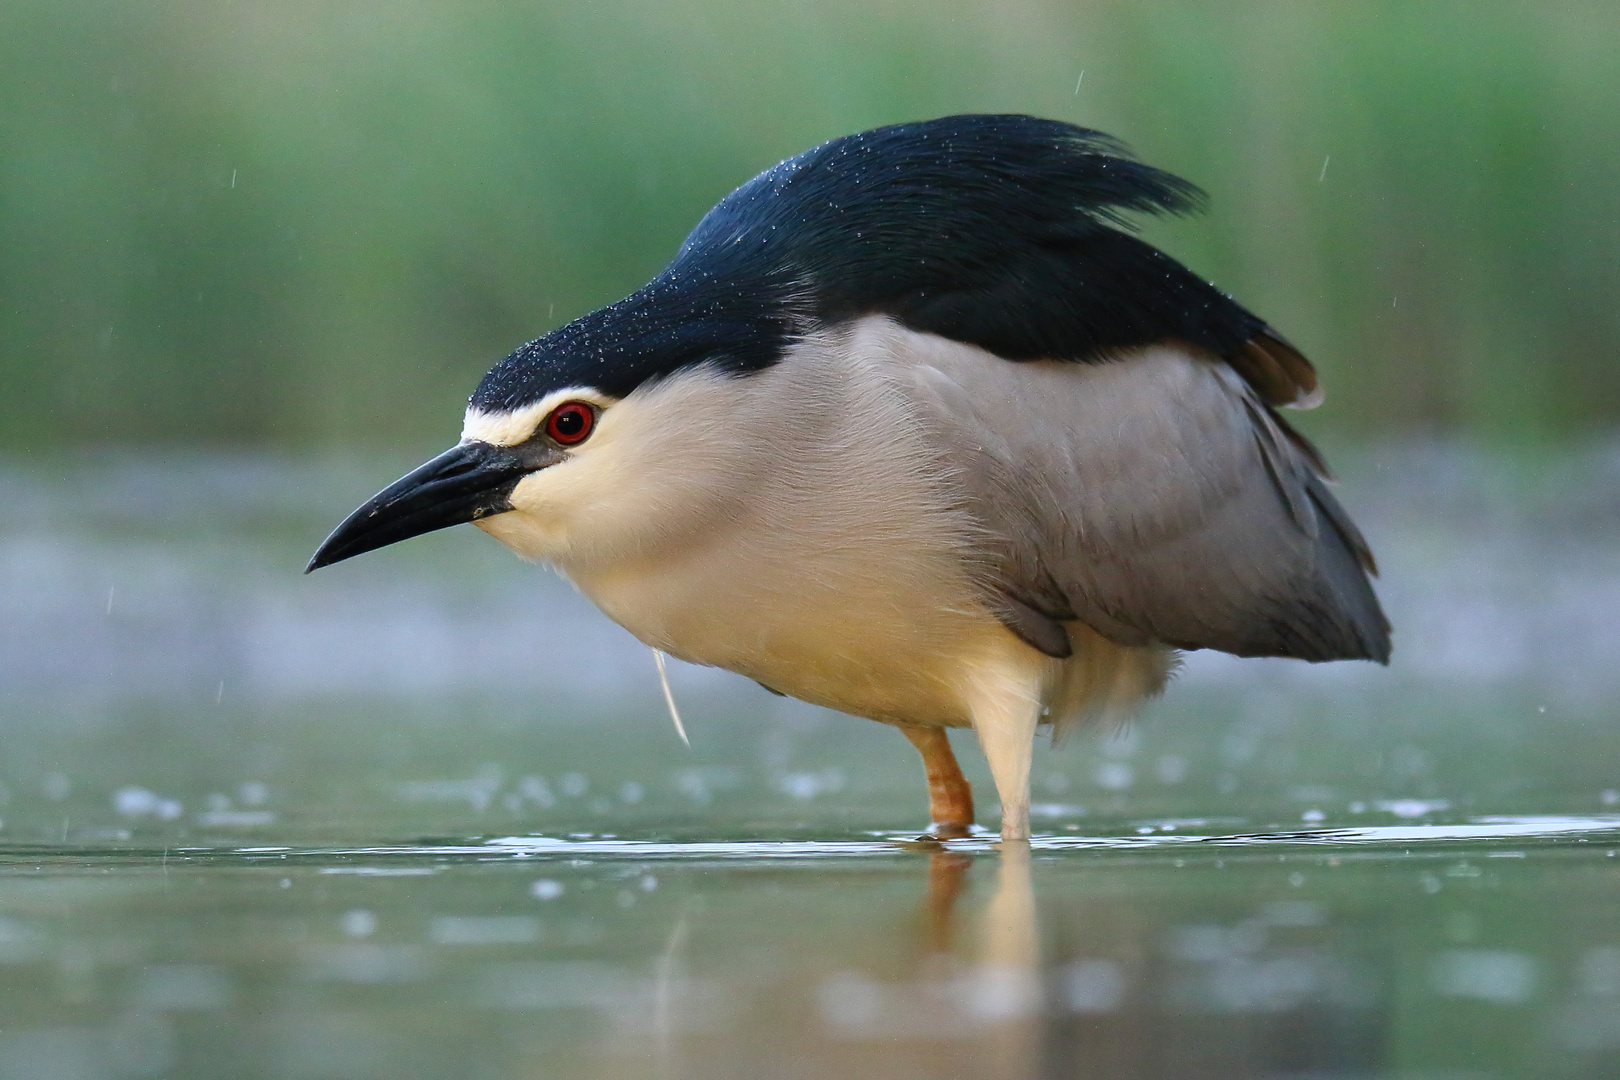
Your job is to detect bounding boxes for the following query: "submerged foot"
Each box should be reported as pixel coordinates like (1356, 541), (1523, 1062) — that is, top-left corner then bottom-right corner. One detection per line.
(923, 819), (975, 840)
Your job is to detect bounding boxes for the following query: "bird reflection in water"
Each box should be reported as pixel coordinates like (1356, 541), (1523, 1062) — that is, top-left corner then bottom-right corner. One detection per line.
(636, 843), (1045, 1080)
(822, 842), (1047, 1079)
(929, 843), (1043, 1080)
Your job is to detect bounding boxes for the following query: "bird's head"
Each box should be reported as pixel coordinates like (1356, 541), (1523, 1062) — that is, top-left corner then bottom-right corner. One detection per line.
(304, 388), (608, 574)
(305, 336), (775, 574)
(305, 241), (803, 574)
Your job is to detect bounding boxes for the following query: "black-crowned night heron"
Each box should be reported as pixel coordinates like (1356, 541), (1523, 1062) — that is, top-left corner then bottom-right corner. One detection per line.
(308, 115), (1390, 842)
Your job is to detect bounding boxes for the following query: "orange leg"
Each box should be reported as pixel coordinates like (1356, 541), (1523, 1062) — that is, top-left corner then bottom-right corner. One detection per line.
(900, 725), (975, 838)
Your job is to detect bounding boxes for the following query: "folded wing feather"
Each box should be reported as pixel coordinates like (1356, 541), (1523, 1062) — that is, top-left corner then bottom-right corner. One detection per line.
(900, 327), (1390, 664)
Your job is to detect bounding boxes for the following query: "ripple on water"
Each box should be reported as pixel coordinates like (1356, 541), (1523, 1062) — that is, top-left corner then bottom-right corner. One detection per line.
(220, 814), (1620, 865)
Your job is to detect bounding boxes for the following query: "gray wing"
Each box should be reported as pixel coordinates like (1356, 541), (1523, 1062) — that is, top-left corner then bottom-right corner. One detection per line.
(906, 337), (1390, 663)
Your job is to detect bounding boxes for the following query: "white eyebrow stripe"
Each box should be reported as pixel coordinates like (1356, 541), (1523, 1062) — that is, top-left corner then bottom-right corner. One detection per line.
(461, 388), (616, 446)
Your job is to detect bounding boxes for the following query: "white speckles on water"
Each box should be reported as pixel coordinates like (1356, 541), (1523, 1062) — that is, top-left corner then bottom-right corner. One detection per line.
(1577, 946), (1620, 997)
(196, 808), (276, 828)
(1431, 949), (1538, 1005)
(774, 768), (844, 801)
(114, 787), (182, 821)
(1155, 755), (1189, 785)
(817, 965), (1042, 1035)
(1261, 901), (1326, 927)
(1059, 959), (1124, 1013)
(396, 765), (504, 811)
(1030, 803), (1088, 820)
(429, 916), (539, 946)
(301, 943), (427, 984)
(531, 879), (564, 901)
(341, 909), (377, 938)
(130, 964), (233, 1010)
(1558, 947), (1620, 1051)
(1094, 762), (1133, 791)
(1378, 799), (1450, 819)
(520, 776), (556, 808)
(318, 867), (436, 877)
(818, 972), (881, 1032)
(0, 917), (46, 963)
(560, 772), (589, 798)
(672, 767), (742, 805)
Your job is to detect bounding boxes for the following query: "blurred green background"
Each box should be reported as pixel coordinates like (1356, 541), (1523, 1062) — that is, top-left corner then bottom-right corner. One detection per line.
(3, 0), (1617, 450)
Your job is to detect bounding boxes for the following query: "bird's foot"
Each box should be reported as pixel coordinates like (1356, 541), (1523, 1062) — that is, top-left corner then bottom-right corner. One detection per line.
(921, 820), (975, 841)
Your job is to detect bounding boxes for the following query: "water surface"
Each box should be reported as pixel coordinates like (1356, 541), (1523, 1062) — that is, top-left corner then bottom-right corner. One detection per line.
(0, 443), (1617, 1077)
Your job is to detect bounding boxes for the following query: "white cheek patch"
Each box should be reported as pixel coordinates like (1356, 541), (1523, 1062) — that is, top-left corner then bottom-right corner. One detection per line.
(461, 388), (617, 447)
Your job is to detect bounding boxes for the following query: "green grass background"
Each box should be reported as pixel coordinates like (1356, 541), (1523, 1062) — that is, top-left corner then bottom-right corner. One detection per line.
(2, 1), (1615, 447)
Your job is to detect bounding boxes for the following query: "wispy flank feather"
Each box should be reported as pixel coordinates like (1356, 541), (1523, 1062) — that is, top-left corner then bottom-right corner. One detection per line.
(652, 649), (689, 748)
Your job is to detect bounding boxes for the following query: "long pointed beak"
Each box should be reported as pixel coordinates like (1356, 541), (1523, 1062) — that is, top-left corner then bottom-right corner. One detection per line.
(306, 441), (546, 572)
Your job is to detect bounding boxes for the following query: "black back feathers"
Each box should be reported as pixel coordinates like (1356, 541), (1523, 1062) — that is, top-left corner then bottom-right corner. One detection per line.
(472, 114), (1313, 412)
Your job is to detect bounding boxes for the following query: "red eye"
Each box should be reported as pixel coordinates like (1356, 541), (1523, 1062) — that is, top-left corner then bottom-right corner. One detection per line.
(544, 401), (595, 446)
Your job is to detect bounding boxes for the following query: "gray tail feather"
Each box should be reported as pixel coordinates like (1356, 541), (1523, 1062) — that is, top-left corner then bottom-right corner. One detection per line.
(1299, 474), (1391, 663)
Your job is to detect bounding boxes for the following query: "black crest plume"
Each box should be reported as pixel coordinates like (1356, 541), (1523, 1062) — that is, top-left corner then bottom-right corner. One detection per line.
(472, 114), (1307, 411)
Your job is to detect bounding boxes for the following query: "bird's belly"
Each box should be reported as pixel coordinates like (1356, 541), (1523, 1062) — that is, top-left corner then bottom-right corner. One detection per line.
(560, 548), (1004, 728)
